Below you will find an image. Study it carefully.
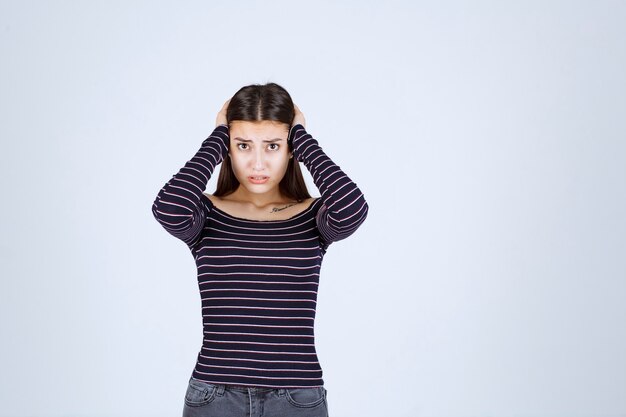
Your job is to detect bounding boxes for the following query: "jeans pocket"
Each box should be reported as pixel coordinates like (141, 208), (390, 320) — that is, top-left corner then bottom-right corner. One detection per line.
(184, 378), (218, 407)
(285, 387), (326, 408)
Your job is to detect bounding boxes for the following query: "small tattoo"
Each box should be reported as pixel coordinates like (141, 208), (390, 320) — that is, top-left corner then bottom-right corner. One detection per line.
(270, 200), (302, 213)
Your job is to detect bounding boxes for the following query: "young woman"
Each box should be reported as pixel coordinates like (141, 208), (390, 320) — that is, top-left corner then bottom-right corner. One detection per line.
(152, 82), (369, 417)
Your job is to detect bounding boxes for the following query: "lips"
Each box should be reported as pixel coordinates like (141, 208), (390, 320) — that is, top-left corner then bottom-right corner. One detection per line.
(248, 176), (269, 184)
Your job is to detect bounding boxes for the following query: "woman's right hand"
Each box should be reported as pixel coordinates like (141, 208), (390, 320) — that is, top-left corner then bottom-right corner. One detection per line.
(216, 99), (230, 127)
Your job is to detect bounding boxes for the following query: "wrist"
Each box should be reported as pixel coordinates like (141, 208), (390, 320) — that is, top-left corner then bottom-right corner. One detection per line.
(206, 124), (230, 160)
(288, 125), (306, 162)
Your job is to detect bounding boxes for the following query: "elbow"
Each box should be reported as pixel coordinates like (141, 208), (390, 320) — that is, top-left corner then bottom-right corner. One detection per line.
(360, 198), (369, 224)
(318, 198), (369, 245)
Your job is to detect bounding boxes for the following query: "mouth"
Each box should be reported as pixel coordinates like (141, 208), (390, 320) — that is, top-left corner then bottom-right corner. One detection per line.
(248, 176), (269, 184)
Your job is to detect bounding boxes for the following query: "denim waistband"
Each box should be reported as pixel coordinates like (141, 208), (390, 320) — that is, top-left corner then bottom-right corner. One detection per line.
(189, 376), (324, 393)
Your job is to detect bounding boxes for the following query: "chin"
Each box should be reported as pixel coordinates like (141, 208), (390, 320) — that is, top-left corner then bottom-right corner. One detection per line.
(242, 183), (274, 193)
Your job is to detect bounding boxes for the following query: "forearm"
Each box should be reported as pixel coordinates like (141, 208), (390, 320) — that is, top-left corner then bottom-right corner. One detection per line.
(151, 124), (229, 245)
(289, 124), (369, 243)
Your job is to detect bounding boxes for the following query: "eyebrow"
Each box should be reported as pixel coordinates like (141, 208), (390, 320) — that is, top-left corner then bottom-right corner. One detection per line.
(233, 137), (285, 143)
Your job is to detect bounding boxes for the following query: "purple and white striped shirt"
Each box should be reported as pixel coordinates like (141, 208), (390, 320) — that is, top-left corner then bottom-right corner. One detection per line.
(152, 123), (368, 388)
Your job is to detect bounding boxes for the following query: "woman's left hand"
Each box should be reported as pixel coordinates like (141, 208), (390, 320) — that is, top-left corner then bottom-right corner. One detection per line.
(292, 104), (306, 129)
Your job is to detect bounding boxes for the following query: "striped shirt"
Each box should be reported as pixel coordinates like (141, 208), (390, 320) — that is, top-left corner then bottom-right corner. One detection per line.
(152, 123), (368, 388)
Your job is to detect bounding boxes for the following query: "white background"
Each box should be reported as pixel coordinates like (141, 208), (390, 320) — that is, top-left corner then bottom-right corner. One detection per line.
(1, 1), (625, 416)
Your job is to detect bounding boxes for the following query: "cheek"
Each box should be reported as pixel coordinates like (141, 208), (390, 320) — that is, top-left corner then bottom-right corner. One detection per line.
(229, 156), (246, 177)
(229, 152), (289, 173)
(273, 154), (290, 171)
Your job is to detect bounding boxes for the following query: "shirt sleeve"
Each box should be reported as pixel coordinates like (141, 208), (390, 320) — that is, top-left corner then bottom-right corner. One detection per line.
(151, 124), (229, 247)
(289, 123), (369, 247)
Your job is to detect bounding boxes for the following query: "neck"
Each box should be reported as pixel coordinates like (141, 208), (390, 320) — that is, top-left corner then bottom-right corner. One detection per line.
(228, 185), (290, 208)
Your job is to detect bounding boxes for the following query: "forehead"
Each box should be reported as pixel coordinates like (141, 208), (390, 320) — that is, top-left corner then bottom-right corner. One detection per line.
(230, 120), (289, 138)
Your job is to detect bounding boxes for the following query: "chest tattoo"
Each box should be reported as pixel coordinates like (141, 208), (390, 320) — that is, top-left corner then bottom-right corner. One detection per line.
(270, 200), (302, 213)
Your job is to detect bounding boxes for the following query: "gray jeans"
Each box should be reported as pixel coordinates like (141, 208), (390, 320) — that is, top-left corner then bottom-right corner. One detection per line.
(182, 376), (330, 417)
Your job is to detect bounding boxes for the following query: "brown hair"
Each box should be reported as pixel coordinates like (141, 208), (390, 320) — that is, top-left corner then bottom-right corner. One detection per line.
(213, 82), (311, 201)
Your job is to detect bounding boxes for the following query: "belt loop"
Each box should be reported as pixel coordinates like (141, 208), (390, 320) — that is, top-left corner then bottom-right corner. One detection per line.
(277, 388), (286, 397)
(216, 384), (226, 396)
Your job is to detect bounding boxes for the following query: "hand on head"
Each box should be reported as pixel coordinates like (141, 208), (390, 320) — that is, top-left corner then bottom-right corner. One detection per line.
(215, 99), (230, 127)
(292, 104), (306, 129)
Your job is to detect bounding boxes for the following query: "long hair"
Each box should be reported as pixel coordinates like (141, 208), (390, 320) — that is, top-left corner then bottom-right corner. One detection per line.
(213, 82), (311, 201)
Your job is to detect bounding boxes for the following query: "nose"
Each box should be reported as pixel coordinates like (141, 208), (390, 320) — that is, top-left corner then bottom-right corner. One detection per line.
(252, 150), (265, 171)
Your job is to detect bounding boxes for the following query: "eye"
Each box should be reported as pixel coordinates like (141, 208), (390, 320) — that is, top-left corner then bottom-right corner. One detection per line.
(237, 143), (249, 150)
(268, 143), (279, 150)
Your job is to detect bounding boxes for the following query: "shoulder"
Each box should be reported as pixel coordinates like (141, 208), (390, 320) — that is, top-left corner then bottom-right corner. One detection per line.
(202, 193), (219, 205)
